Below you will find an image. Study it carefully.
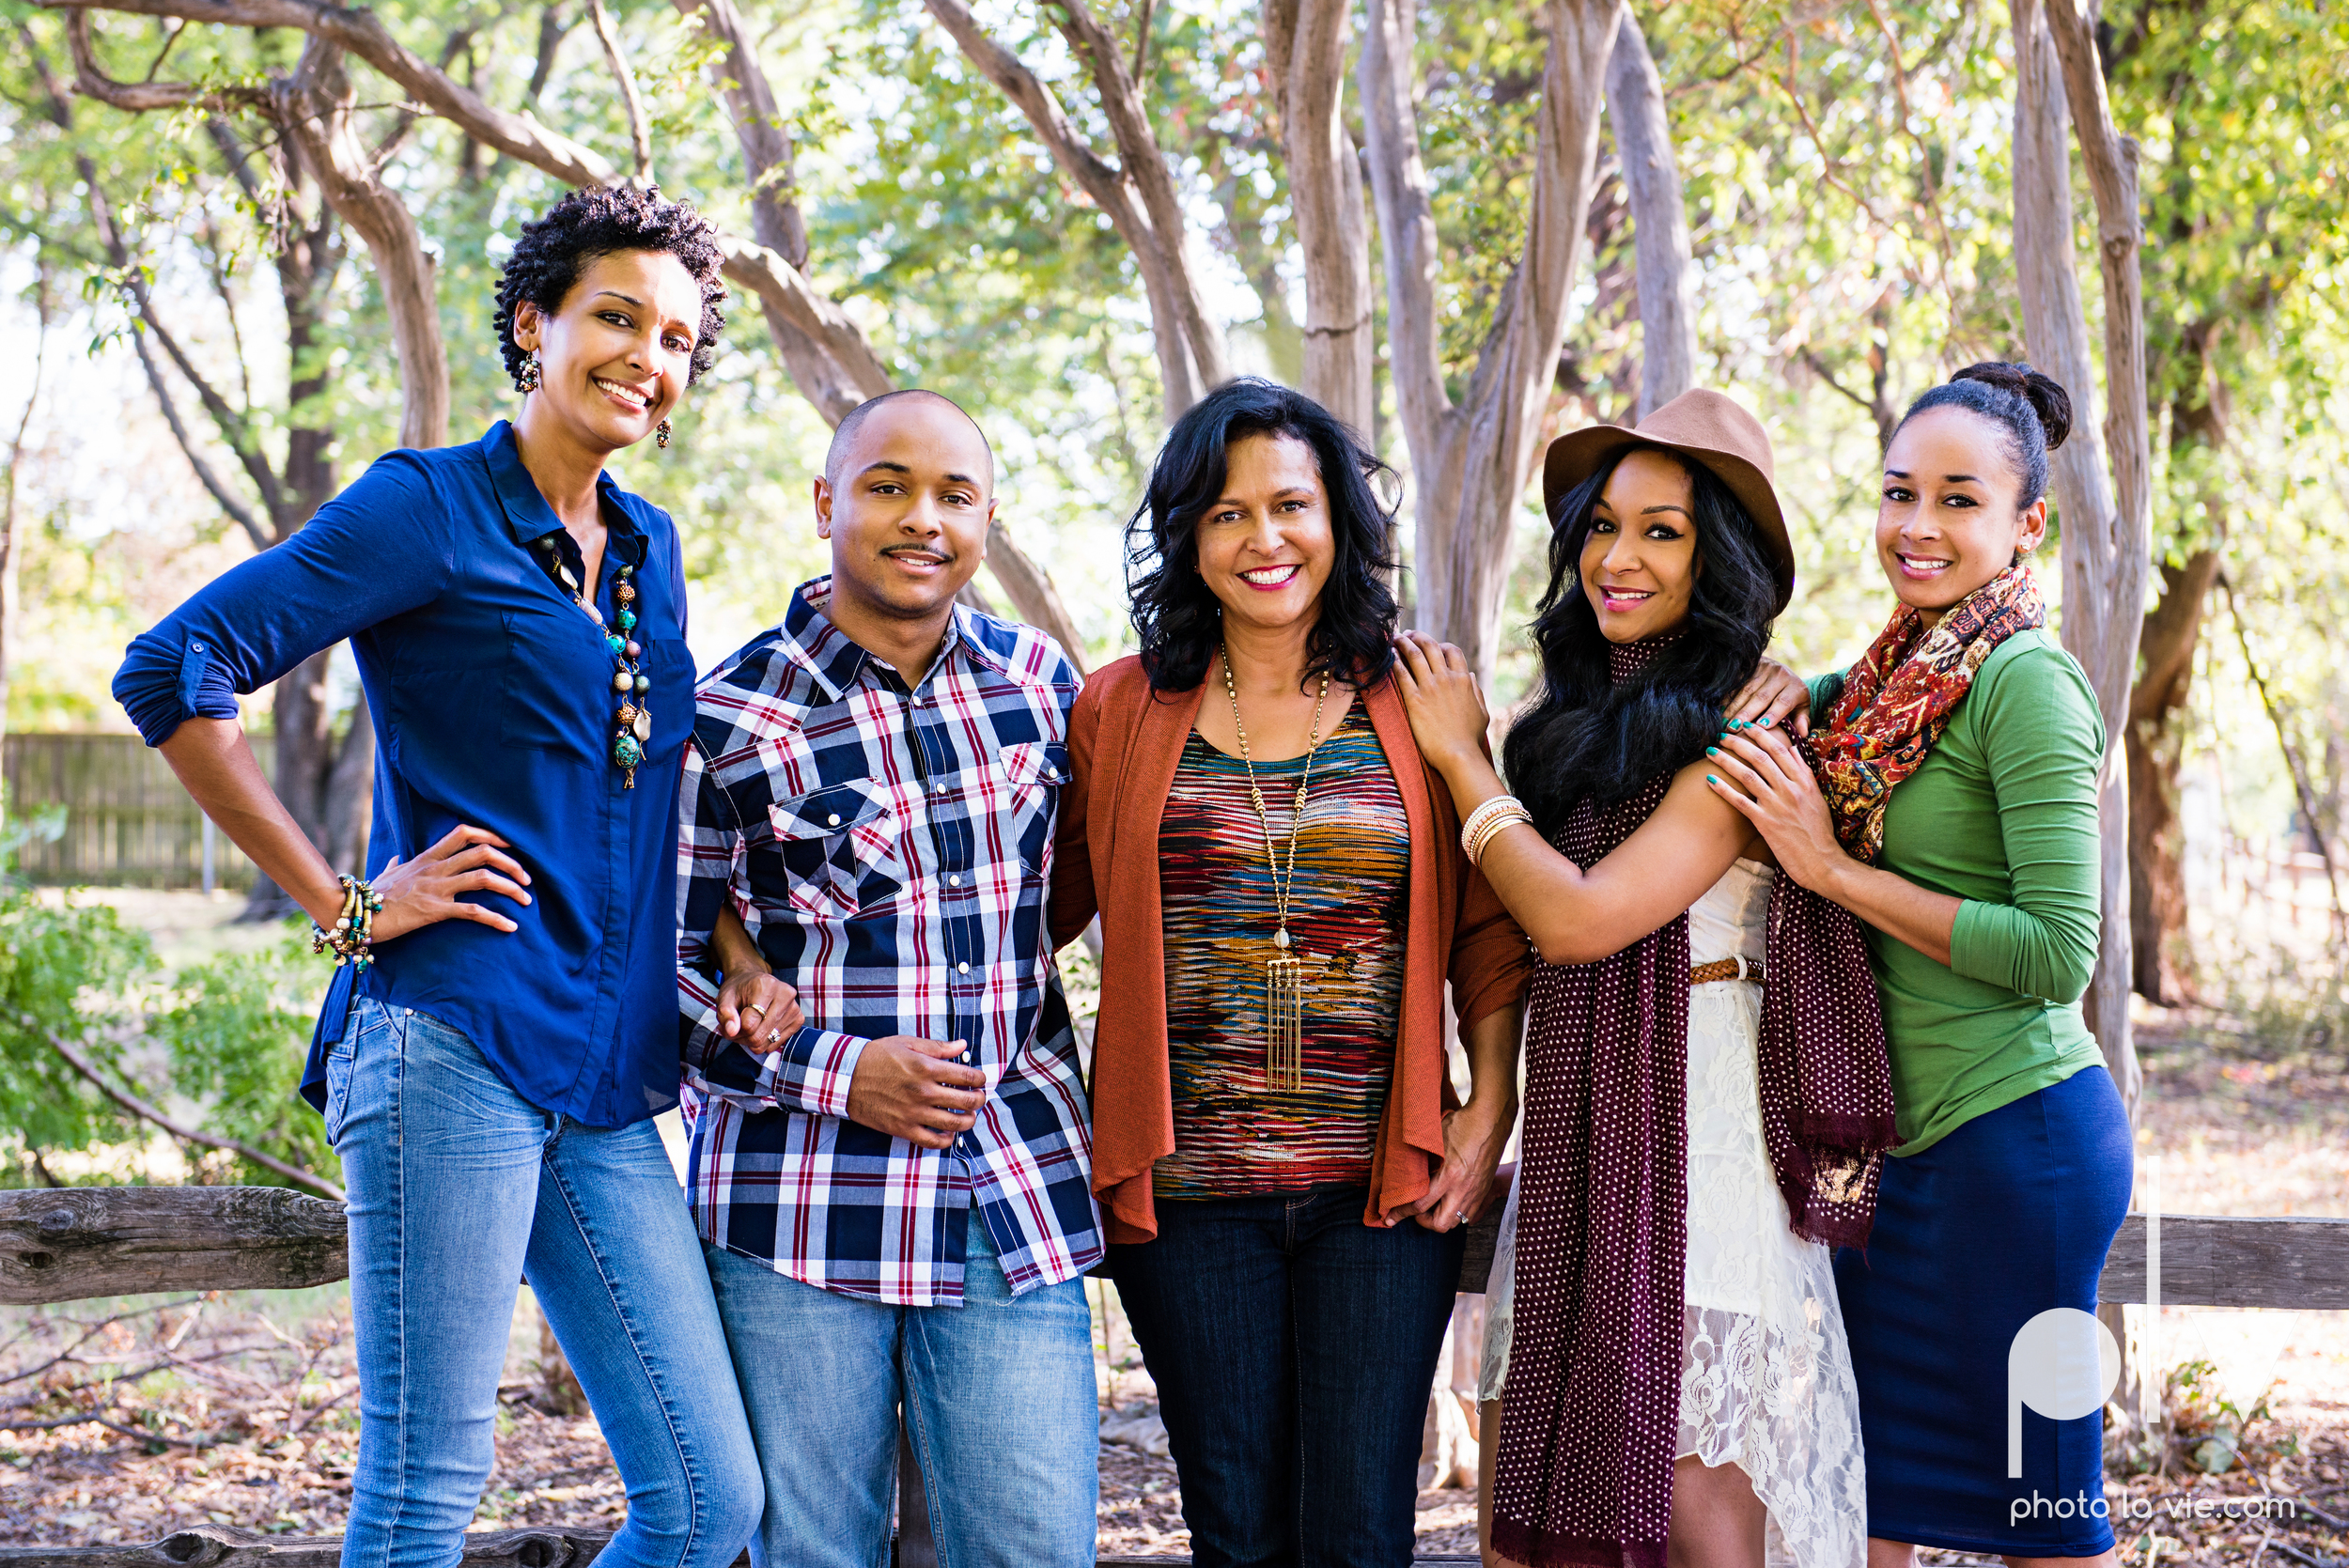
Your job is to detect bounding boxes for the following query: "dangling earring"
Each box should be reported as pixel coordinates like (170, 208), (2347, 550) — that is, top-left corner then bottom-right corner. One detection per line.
(517, 353), (542, 395)
(655, 419), (673, 449)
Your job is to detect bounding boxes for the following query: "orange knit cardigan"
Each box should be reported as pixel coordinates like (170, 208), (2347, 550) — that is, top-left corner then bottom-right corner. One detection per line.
(1050, 655), (1532, 1245)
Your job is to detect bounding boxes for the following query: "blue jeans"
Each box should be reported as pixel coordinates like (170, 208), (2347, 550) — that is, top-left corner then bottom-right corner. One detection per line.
(704, 1213), (1099, 1568)
(326, 999), (761, 1568)
(1108, 1184), (1466, 1568)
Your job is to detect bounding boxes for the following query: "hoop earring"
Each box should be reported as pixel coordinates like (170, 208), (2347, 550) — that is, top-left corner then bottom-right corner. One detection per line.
(517, 354), (541, 395)
(655, 419), (673, 449)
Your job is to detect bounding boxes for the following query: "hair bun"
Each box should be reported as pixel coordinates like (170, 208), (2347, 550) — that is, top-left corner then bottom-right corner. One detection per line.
(1952, 361), (2072, 452)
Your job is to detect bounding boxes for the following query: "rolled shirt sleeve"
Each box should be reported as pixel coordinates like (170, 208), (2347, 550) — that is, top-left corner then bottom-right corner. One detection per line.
(112, 453), (451, 747)
(1945, 645), (2105, 1004)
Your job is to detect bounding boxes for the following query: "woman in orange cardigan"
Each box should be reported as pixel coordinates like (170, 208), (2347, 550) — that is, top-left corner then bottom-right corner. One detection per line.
(1050, 379), (1530, 1566)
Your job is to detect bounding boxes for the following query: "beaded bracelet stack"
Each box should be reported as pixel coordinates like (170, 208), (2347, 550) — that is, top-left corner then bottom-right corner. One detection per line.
(311, 875), (384, 970)
(1460, 794), (1535, 868)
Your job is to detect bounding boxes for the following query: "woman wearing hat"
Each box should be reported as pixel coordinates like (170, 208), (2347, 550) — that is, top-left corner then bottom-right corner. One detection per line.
(1392, 390), (1897, 1568)
(1706, 365), (2129, 1565)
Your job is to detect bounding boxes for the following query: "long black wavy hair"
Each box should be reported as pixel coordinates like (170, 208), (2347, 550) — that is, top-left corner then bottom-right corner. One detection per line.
(494, 185), (727, 389)
(1501, 446), (1781, 835)
(1127, 378), (1399, 692)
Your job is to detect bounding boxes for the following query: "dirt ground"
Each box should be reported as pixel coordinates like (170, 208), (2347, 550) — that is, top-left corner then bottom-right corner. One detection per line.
(4, 900), (2345, 1560)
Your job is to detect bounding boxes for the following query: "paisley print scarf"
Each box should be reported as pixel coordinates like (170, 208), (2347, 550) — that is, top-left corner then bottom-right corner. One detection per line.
(1813, 563), (2047, 862)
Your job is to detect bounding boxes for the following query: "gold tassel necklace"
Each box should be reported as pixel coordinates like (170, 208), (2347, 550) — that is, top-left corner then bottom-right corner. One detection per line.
(1221, 645), (1329, 1093)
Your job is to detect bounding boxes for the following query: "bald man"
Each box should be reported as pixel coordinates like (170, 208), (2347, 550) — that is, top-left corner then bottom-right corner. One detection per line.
(674, 389), (1102, 1567)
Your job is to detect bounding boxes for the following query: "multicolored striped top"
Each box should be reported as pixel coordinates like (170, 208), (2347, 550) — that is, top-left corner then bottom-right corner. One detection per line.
(1154, 704), (1410, 1199)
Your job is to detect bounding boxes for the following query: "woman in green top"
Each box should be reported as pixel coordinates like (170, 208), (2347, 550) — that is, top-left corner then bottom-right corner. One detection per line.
(1706, 363), (2131, 1567)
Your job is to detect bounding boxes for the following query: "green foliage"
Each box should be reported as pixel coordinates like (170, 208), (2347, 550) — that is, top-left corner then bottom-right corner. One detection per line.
(0, 893), (148, 1159)
(0, 894), (334, 1190)
(148, 933), (338, 1189)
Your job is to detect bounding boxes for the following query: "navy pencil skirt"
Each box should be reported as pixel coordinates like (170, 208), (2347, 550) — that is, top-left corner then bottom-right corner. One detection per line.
(1834, 1063), (2133, 1557)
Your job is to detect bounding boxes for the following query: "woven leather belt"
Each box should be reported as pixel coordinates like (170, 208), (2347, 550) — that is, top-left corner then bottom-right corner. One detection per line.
(1688, 956), (1765, 986)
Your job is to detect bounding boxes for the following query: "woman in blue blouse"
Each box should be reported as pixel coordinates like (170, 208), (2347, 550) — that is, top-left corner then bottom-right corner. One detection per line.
(112, 188), (762, 1568)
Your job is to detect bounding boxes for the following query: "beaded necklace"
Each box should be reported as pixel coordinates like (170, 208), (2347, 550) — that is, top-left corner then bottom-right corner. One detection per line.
(528, 532), (652, 788)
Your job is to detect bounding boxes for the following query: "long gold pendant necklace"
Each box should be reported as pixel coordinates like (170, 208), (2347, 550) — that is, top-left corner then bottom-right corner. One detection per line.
(1221, 645), (1329, 1093)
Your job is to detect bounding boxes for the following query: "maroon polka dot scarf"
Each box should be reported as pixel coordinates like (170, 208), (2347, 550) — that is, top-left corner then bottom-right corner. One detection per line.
(1812, 563), (2047, 863)
(1489, 636), (1898, 1568)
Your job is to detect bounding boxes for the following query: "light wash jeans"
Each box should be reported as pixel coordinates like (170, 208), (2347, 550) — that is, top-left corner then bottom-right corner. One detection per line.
(326, 999), (761, 1568)
(704, 1215), (1098, 1568)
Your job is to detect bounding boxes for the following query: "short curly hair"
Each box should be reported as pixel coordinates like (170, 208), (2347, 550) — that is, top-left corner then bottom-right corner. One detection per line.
(493, 185), (727, 389)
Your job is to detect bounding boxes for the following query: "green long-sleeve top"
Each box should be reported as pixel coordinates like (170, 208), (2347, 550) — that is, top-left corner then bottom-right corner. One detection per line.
(1813, 629), (2109, 1156)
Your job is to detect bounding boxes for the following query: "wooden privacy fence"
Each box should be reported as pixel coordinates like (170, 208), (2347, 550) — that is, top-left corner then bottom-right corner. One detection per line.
(5, 1186), (2346, 1567)
(3, 735), (268, 892)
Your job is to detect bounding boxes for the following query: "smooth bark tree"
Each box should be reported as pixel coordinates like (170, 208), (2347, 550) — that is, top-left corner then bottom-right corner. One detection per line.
(2011, 0), (2153, 1427)
(1262, 0), (1375, 434)
(1607, 9), (1694, 420)
(1361, 0), (1626, 673)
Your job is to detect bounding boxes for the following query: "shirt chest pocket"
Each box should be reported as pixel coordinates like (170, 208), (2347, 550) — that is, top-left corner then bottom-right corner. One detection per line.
(763, 784), (906, 920)
(993, 740), (1069, 875)
(498, 607), (608, 757)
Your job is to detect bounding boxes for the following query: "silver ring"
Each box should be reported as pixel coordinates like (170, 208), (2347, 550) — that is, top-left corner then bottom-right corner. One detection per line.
(765, 1028), (783, 1045)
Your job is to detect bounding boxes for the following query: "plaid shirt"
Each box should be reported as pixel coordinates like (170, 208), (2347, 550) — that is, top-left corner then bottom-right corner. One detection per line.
(676, 577), (1102, 1306)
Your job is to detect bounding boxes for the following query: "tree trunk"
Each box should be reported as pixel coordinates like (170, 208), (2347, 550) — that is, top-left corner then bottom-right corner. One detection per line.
(2126, 551), (2221, 1002)
(1264, 0), (1375, 432)
(2009, 0), (2146, 1125)
(246, 185), (359, 916)
(1362, 0), (1625, 674)
(1605, 9), (1694, 420)
(272, 40), (449, 455)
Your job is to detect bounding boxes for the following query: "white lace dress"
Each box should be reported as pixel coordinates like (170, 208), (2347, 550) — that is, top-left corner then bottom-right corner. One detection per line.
(1479, 859), (1867, 1568)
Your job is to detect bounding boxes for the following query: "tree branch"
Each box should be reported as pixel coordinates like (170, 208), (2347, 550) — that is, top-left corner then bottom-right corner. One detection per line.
(126, 326), (274, 549)
(32, 0), (623, 186)
(23, 26), (281, 544)
(23, 1013), (345, 1201)
(670, 0), (805, 268)
(716, 237), (892, 425)
(2222, 575), (2346, 938)
(271, 36), (448, 450)
(923, 0), (1218, 417)
(585, 0), (652, 184)
(1047, 0), (1229, 404)
(525, 3), (569, 105)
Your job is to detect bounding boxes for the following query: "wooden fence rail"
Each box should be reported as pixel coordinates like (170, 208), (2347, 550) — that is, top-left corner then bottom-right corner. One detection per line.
(3, 734), (268, 891)
(8, 1188), (2347, 1311)
(6, 1189), (2345, 1568)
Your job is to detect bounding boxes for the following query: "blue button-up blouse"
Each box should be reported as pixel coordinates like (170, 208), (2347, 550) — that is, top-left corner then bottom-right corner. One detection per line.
(112, 422), (697, 1127)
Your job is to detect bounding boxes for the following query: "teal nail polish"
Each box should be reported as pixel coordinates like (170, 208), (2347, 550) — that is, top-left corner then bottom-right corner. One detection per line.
(1705, 746), (1720, 757)
(1758, 716), (1774, 727)
(1706, 773), (1719, 784)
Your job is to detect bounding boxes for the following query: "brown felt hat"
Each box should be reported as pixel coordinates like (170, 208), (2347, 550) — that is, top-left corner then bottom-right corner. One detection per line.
(1540, 389), (1795, 613)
